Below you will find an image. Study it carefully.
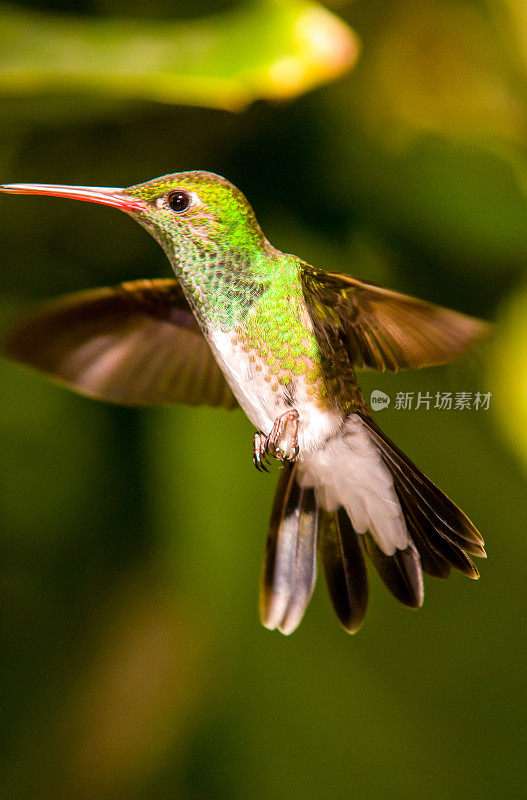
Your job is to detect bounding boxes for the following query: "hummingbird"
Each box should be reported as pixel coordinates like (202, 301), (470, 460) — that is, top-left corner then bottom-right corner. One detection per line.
(0, 172), (488, 635)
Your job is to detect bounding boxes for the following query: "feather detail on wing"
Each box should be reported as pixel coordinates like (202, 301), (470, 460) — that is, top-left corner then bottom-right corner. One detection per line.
(2, 279), (237, 409)
(301, 265), (489, 371)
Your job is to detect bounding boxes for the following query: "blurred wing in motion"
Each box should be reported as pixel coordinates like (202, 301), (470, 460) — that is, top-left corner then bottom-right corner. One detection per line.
(301, 266), (489, 372)
(3, 278), (237, 409)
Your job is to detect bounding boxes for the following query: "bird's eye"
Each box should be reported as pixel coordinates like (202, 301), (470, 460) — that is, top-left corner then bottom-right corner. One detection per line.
(167, 190), (191, 213)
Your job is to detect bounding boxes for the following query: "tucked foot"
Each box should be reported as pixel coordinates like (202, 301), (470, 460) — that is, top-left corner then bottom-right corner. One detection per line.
(253, 409), (300, 471)
(268, 409), (300, 460)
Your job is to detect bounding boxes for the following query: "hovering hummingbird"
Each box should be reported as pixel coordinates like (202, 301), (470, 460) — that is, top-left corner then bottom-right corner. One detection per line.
(0, 172), (488, 635)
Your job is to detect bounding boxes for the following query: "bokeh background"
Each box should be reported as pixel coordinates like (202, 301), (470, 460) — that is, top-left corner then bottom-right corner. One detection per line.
(1, 1), (526, 798)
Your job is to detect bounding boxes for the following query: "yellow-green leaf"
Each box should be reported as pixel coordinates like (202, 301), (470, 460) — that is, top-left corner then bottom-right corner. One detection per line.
(490, 284), (527, 476)
(0, 1), (359, 111)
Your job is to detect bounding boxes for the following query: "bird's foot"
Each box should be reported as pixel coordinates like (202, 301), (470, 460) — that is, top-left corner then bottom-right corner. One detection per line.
(253, 431), (271, 472)
(268, 409), (300, 460)
(253, 409), (300, 471)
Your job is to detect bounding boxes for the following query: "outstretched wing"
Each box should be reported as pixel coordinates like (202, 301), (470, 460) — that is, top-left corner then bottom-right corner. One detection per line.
(301, 266), (489, 372)
(3, 278), (237, 409)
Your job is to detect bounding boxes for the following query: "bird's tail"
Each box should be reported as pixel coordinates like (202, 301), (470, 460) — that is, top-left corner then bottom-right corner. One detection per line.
(260, 414), (485, 635)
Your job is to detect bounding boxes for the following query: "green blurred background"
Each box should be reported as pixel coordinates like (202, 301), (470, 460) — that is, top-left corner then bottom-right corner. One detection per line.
(0, 1), (526, 798)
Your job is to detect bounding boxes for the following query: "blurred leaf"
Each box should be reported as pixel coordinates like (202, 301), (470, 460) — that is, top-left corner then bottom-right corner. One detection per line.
(490, 283), (527, 476)
(351, 0), (525, 149)
(501, 0), (527, 80)
(0, 0), (359, 113)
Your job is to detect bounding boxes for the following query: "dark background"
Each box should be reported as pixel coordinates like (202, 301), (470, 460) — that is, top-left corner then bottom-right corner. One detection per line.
(0, 1), (525, 798)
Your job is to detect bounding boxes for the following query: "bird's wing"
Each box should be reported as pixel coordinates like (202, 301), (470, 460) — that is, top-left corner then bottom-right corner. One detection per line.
(3, 278), (237, 409)
(300, 266), (489, 372)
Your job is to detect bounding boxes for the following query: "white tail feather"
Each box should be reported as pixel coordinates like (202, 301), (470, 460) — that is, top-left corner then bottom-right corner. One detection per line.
(298, 414), (409, 555)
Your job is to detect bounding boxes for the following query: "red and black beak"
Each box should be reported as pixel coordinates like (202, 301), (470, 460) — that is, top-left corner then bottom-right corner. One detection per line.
(0, 182), (146, 212)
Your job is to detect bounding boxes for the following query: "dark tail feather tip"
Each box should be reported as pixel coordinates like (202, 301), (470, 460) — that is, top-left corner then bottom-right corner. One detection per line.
(318, 508), (369, 634)
(362, 534), (424, 608)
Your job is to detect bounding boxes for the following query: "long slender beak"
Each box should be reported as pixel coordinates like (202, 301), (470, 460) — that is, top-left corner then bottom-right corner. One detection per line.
(0, 183), (145, 212)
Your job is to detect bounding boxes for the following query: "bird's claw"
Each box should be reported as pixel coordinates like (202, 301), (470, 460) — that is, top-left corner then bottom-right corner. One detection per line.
(253, 432), (270, 472)
(252, 409), (300, 472)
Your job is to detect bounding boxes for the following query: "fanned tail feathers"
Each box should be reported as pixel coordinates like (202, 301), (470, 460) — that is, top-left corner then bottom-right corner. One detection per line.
(261, 417), (485, 635)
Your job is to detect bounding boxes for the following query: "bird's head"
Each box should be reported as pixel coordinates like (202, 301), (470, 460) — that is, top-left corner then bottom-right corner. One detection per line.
(0, 170), (268, 265)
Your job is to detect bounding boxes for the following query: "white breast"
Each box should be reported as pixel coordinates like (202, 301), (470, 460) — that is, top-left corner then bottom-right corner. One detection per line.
(208, 329), (342, 452)
(208, 329), (277, 431)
